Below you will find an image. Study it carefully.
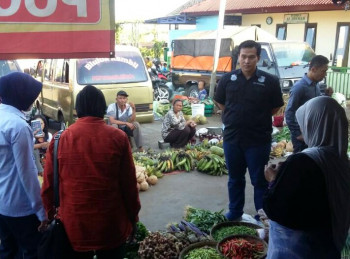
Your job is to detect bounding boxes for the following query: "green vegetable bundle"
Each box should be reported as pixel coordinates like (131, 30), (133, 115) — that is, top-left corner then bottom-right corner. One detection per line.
(184, 247), (223, 259)
(184, 206), (227, 233)
(273, 126), (291, 142)
(212, 226), (258, 242)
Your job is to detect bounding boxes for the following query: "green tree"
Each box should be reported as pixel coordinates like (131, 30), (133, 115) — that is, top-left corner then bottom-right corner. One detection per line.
(115, 23), (123, 44)
(153, 40), (165, 59)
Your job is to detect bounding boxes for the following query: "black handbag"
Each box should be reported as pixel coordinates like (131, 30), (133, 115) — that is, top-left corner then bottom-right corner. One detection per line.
(38, 130), (73, 259)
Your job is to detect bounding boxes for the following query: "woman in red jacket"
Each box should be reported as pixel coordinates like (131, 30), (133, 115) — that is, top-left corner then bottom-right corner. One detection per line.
(41, 85), (141, 259)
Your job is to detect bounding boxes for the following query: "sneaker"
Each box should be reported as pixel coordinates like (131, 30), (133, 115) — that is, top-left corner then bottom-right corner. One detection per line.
(225, 211), (242, 221)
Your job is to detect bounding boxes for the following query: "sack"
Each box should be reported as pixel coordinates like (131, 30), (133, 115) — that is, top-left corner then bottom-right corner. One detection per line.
(38, 219), (73, 259)
(119, 125), (134, 137)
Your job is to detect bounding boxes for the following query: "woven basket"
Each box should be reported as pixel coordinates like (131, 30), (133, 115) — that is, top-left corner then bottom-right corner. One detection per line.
(217, 234), (268, 259)
(210, 221), (261, 242)
(179, 241), (219, 259)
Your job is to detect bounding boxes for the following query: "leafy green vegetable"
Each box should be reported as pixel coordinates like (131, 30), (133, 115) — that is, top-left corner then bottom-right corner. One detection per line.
(184, 206), (227, 233)
(274, 126), (291, 142)
(135, 222), (149, 242)
(124, 222), (149, 259)
(213, 226), (257, 241)
(156, 103), (171, 116)
(184, 247), (223, 259)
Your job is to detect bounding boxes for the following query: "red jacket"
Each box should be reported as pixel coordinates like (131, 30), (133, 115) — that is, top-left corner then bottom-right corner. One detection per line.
(41, 117), (140, 251)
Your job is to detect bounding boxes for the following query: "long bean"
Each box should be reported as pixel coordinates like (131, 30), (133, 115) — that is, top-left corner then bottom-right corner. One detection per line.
(213, 226), (257, 241)
(184, 247), (223, 259)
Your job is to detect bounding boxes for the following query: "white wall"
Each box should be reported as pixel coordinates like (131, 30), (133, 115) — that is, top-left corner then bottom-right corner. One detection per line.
(242, 10), (350, 65)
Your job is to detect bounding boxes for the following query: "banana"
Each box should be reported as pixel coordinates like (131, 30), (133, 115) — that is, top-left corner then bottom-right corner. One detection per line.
(184, 160), (189, 172)
(186, 159), (191, 171)
(203, 160), (212, 171)
(175, 158), (187, 168)
(197, 158), (205, 170)
(161, 161), (167, 172)
(167, 160), (171, 172)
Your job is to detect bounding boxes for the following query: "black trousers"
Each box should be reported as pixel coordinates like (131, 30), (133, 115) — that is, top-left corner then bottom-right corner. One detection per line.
(164, 125), (196, 148)
(0, 214), (42, 259)
(64, 245), (125, 259)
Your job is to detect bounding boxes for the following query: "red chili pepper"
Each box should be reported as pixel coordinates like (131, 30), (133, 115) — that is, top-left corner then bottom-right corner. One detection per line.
(220, 238), (264, 259)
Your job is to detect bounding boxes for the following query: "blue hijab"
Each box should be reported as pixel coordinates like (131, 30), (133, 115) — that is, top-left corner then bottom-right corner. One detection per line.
(0, 72), (42, 111)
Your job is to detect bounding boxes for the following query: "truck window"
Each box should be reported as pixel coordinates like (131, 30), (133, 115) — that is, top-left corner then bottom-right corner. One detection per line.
(257, 48), (272, 67)
(76, 51), (148, 85)
(271, 42), (315, 67)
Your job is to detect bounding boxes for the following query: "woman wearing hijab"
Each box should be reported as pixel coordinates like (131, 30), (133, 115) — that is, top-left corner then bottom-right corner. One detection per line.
(41, 85), (140, 259)
(161, 99), (197, 148)
(263, 96), (350, 259)
(0, 72), (48, 258)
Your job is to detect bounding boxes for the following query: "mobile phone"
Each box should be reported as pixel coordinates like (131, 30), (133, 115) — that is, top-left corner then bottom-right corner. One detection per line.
(31, 119), (43, 137)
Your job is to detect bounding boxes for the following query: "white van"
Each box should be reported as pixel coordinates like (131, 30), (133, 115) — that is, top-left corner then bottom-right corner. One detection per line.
(35, 45), (154, 126)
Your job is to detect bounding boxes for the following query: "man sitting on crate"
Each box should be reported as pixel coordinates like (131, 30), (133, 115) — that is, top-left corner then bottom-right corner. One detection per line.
(107, 90), (144, 152)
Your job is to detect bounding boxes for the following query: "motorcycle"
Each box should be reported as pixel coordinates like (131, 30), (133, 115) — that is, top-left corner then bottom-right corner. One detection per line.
(149, 68), (173, 101)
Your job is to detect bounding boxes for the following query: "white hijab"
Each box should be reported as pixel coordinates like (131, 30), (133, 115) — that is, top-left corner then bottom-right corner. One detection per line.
(296, 96), (350, 252)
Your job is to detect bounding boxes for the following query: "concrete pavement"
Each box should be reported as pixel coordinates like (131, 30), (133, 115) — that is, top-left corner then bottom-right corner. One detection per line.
(137, 113), (257, 232)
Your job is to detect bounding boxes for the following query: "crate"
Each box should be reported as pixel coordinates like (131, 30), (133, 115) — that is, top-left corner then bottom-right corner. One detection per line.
(204, 104), (214, 117)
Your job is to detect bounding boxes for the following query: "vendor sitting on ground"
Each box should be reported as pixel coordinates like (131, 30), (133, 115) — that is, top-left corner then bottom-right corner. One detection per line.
(161, 99), (197, 148)
(198, 80), (208, 101)
(107, 90), (143, 151)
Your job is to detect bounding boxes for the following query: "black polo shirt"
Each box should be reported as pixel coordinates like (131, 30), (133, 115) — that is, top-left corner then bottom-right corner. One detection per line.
(214, 69), (283, 147)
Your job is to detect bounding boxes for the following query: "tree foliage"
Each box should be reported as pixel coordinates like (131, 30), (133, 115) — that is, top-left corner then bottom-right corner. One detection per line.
(115, 23), (123, 44)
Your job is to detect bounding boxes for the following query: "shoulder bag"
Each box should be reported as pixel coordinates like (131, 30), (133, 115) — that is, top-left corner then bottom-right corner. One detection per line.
(38, 130), (73, 259)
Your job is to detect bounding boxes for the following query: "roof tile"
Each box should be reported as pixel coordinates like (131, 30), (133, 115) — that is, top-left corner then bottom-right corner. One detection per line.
(183, 0), (342, 14)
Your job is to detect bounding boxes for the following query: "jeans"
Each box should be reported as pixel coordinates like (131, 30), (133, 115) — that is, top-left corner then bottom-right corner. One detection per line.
(267, 220), (340, 259)
(223, 142), (270, 219)
(0, 214), (42, 259)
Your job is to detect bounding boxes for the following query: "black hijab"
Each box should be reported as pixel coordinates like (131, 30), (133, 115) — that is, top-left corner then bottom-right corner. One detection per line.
(75, 85), (106, 118)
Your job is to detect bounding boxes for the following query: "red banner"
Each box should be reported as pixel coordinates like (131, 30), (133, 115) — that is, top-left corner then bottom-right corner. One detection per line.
(0, 0), (115, 59)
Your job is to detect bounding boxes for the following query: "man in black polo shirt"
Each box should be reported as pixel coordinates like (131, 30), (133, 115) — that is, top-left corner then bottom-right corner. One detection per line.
(214, 40), (283, 221)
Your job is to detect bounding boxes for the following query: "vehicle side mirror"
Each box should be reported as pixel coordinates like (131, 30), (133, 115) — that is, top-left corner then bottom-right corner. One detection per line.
(262, 59), (273, 68)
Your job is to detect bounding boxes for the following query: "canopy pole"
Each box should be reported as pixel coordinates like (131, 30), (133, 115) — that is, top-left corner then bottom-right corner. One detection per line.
(209, 0), (226, 98)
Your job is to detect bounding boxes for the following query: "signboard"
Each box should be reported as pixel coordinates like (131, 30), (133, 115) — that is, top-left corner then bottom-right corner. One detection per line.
(284, 13), (309, 24)
(0, 0), (115, 59)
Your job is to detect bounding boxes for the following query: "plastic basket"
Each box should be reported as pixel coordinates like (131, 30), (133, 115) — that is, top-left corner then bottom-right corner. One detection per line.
(204, 104), (214, 117)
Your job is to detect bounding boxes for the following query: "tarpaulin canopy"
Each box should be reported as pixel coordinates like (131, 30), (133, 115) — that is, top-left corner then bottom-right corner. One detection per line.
(173, 26), (276, 57)
(0, 0), (115, 59)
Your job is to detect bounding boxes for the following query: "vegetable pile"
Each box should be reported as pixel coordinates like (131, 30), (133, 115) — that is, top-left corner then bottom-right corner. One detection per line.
(167, 220), (211, 244)
(138, 231), (189, 258)
(212, 226), (258, 242)
(184, 246), (223, 259)
(124, 222), (149, 259)
(184, 206), (227, 233)
(219, 237), (265, 259)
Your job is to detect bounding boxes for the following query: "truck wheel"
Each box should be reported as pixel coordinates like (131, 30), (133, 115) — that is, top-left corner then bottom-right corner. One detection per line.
(186, 85), (199, 98)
